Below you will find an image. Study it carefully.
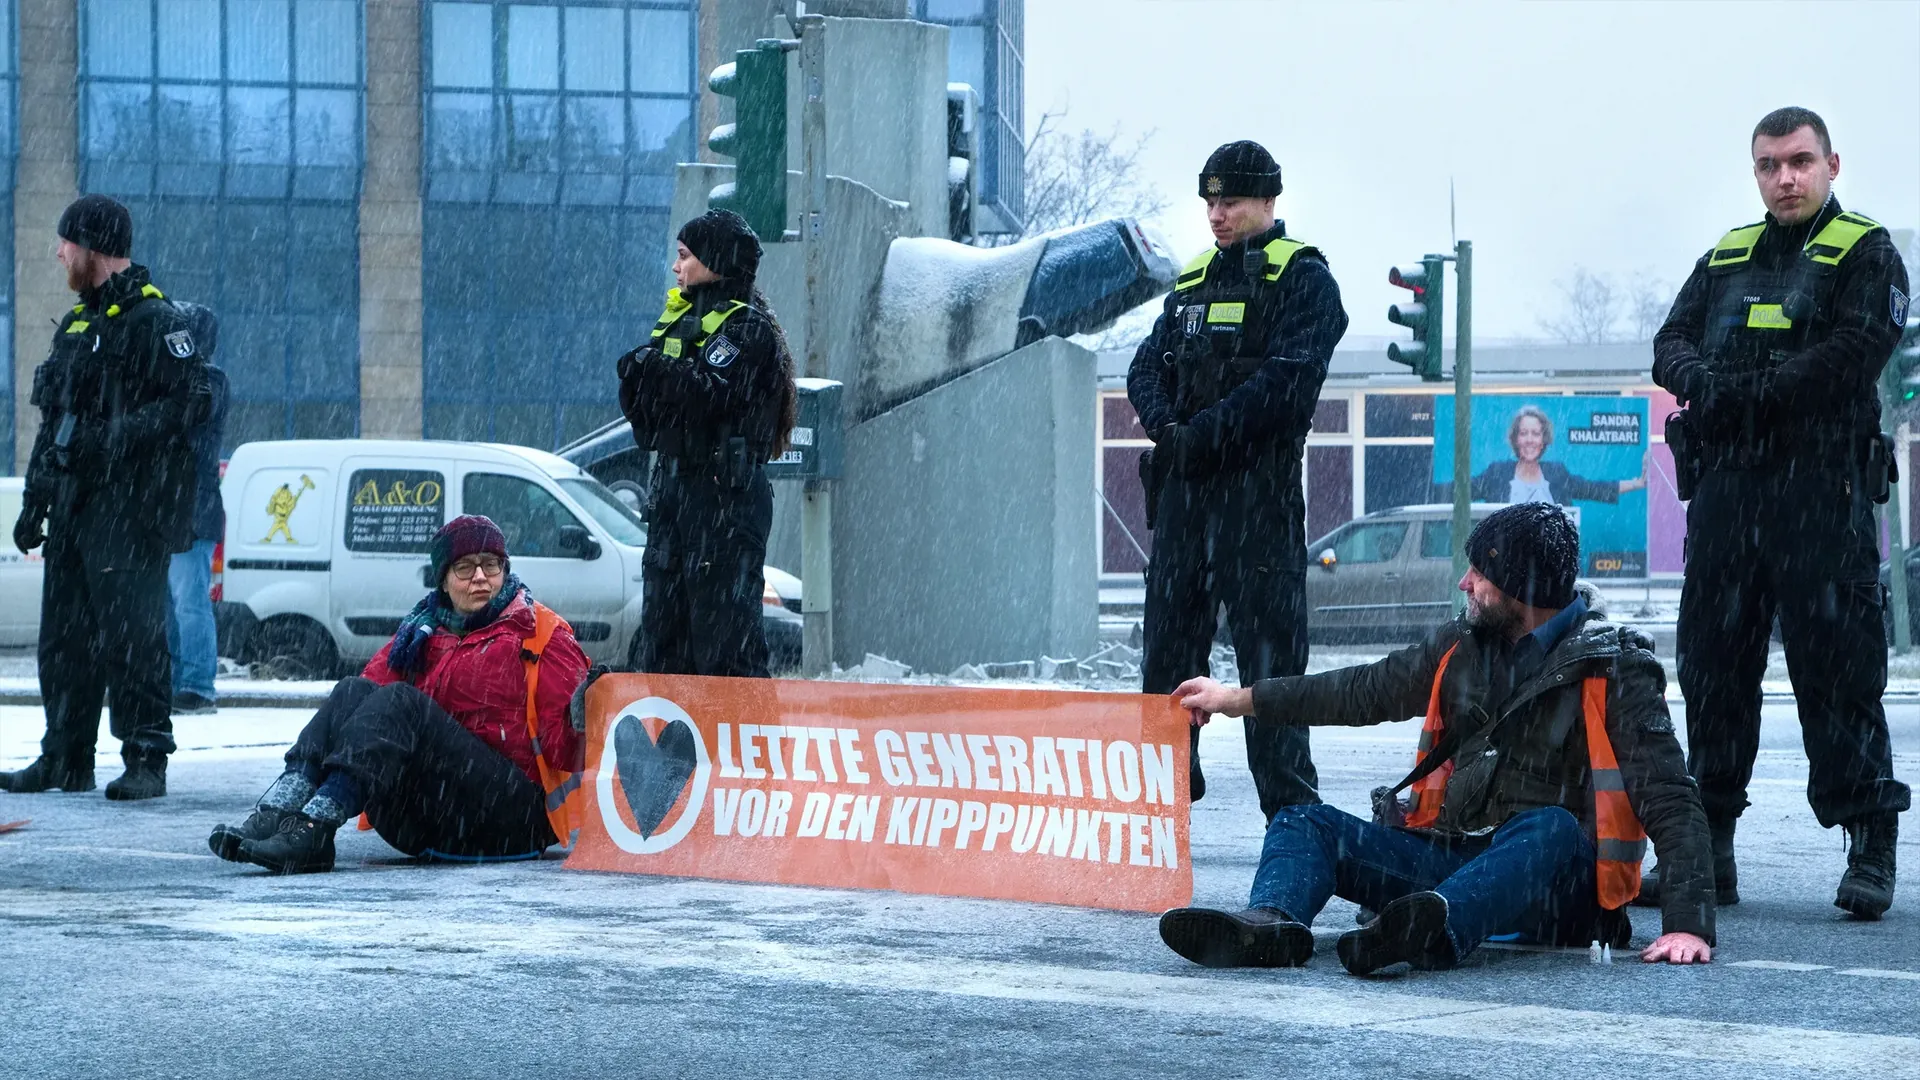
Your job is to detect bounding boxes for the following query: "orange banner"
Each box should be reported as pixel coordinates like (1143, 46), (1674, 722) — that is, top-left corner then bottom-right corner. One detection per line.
(564, 675), (1192, 912)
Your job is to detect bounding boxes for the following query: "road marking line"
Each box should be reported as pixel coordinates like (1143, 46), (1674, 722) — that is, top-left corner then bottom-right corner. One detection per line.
(1729, 960), (1832, 971)
(3, 890), (1915, 1075)
(1837, 968), (1920, 982)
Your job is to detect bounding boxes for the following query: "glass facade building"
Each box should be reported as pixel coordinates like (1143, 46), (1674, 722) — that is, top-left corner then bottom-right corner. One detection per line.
(421, 0), (697, 450)
(914, 0), (1023, 234)
(78, 0), (364, 449)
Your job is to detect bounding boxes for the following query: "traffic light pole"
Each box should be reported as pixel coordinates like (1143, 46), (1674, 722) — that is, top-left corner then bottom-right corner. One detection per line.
(797, 15), (835, 675)
(1450, 240), (1473, 614)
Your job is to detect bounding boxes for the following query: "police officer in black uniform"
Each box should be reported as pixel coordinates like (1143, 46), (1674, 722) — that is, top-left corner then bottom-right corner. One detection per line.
(3, 195), (211, 800)
(1128, 142), (1350, 818)
(1645, 107), (1910, 919)
(617, 209), (797, 677)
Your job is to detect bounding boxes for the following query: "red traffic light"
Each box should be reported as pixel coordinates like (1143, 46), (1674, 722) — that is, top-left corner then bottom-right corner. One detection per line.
(1388, 265), (1429, 296)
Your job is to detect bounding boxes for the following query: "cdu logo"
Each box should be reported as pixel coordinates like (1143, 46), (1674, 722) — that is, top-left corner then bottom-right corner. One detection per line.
(595, 697), (711, 854)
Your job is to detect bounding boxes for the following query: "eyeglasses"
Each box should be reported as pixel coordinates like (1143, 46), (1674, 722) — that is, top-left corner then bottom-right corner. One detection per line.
(448, 555), (505, 579)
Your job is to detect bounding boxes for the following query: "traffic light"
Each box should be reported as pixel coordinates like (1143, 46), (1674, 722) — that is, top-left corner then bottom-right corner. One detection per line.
(1387, 255), (1446, 381)
(707, 40), (789, 239)
(1888, 314), (1920, 407)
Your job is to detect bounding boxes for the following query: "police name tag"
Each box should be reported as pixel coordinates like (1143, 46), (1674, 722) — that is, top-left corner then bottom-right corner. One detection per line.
(165, 329), (195, 358)
(1745, 304), (1792, 330)
(705, 336), (740, 368)
(1207, 302), (1247, 325)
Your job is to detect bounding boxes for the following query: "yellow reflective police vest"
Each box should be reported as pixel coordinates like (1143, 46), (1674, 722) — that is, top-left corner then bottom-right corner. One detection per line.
(649, 289), (748, 360)
(1172, 236), (1313, 295)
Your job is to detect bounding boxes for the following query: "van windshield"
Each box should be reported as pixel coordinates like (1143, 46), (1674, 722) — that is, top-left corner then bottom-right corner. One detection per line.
(558, 478), (647, 548)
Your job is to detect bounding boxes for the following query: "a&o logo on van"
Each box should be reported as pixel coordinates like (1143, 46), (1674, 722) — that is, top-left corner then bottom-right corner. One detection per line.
(595, 697), (710, 854)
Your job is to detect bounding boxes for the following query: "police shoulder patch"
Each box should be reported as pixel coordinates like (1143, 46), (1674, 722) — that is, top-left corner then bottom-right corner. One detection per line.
(1181, 305), (1204, 337)
(164, 329), (195, 359)
(705, 335), (740, 368)
(1893, 284), (1909, 327)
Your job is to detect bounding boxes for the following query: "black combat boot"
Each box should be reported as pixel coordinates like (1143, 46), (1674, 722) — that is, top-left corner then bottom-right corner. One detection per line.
(1159, 906), (1313, 968)
(1835, 813), (1898, 920)
(1634, 817), (1739, 907)
(0, 755), (96, 793)
(237, 814), (337, 874)
(209, 807), (293, 862)
(104, 754), (168, 801)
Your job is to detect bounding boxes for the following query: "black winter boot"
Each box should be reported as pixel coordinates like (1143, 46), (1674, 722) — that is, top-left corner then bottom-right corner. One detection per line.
(1336, 891), (1457, 975)
(1835, 813), (1898, 920)
(209, 807), (292, 862)
(237, 814), (337, 874)
(1634, 817), (1739, 907)
(0, 755), (95, 793)
(104, 755), (168, 801)
(1159, 907), (1312, 968)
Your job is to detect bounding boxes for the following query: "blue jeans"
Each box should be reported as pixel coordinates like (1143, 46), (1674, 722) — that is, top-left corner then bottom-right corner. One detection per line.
(1247, 803), (1598, 960)
(166, 539), (218, 700)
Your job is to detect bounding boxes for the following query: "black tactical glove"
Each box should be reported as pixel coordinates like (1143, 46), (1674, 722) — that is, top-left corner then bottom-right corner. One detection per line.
(1693, 372), (1764, 439)
(1152, 424), (1212, 478)
(13, 504), (45, 554)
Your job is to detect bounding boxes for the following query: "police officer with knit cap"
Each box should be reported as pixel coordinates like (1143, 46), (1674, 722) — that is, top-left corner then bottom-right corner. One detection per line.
(1128, 141), (1350, 819)
(1646, 107), (1910, 920)
(3, 194), (211, 800)
(617, 209), (797, 676)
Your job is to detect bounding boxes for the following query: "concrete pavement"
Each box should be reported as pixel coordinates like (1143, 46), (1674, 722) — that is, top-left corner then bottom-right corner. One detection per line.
(2, 700), (1916, 1078)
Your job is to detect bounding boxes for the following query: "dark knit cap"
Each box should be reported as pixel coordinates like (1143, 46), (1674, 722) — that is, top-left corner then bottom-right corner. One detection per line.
(58, 194), (133, 258)
(677, 208), (763, 282)
(1465, 503), (1581, 610)
(430, 515), (508, 586)
(1199, 141), (1283, 199)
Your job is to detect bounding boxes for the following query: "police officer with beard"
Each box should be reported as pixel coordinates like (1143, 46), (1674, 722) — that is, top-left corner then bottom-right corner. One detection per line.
(1645, 107), (1910, 919)
(3, 195), (211, 800)
(1128, 142), (1350, 817)
(617, 209), (797, 677)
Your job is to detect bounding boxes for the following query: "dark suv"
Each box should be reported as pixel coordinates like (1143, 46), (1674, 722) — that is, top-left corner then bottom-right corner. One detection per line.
(1304, 504), (1503, 644)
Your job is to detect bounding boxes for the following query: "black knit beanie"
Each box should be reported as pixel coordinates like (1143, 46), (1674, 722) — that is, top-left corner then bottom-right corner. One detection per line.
(58, 194), (132, 259)
(1465, 503), (1581, 610)
(677, 208), (762, 282)
(1199, 141), (1283, 198)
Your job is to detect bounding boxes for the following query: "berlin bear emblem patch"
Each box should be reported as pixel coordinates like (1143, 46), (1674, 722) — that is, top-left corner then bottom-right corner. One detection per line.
(164, 330), (195, 359)
(1893, 284), (1909, 327)
(705, 335), (740, 368)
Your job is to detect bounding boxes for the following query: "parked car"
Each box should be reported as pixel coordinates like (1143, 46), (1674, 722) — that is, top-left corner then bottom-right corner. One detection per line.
(216, 440), (801, 678)
(0, 477), (43, 648)
(1304, 503), (1505, 644)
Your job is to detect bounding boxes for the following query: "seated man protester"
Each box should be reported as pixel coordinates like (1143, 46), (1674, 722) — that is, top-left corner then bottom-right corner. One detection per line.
(207, 515), (591, 873)
(1159, 503), (1715, 974)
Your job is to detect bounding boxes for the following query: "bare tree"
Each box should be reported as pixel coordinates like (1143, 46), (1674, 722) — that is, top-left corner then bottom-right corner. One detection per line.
(1018, 108), (1169, 237)
(1539, 267), (1622, 345)
(1625, 271), (1674, 343)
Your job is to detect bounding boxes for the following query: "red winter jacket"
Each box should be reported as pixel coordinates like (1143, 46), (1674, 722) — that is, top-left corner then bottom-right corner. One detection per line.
(362, 593), (590, 785)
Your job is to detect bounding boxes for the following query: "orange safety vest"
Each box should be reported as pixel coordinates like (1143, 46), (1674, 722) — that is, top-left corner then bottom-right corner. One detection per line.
(356, 603), (583, 852)
(1403, 643), (1649, 909)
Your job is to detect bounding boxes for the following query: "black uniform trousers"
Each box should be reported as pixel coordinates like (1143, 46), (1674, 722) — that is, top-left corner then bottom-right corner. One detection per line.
(287, 677), (555, 858)
(36, 534), (175, 764)
(637, 460), (772, 678)
(1142, 466), (1318, 819)
(1678, 463), (1912, 828)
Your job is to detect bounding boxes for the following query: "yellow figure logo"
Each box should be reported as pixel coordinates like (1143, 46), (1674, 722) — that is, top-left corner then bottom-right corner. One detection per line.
(262, 475), (316, 543)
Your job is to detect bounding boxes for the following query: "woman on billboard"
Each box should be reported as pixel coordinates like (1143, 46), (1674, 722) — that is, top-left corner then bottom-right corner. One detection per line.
(1468, 405), (1647, 506)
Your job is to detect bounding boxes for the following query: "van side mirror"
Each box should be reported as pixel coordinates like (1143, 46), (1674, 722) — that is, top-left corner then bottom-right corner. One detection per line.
(558, 524), (601, 560)
(1318, 548), (1337, 571)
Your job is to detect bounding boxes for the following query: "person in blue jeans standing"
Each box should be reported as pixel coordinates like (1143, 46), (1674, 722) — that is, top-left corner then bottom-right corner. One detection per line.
(167, 303), (226, 715)
(1161, 503), (1717, 974)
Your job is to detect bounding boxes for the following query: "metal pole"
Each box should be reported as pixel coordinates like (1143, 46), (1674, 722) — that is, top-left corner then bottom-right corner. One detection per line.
(1450, 240), (1473, 613)
(798, 15), (834, 675)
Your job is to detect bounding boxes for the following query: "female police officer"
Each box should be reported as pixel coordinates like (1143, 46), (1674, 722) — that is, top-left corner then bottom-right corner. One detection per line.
(617, 209), (797, 677)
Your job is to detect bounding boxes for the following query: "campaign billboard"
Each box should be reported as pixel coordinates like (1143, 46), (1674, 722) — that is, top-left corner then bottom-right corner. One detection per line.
(1433, 394), (1651, 578)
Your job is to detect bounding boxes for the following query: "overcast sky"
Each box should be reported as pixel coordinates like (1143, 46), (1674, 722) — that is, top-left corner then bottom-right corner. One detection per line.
(1023, 0), (1920, 344)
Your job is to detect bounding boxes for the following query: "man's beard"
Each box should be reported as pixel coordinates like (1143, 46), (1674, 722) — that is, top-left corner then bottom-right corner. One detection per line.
(64, 251), (95, 293)
(1467, 594), (1527, 638)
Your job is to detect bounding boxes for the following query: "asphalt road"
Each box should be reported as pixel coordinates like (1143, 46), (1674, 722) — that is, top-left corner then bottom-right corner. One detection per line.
(2, 700), (1917, 1079)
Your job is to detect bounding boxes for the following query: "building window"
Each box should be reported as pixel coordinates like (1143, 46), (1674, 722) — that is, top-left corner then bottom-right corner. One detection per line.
(77, 0), (364, 447)
(915, 0), (1024, 234)
(422, 1), (697, 449)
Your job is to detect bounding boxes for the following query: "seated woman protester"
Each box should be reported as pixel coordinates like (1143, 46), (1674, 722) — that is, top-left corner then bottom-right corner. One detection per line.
(208, 515), (590, 873)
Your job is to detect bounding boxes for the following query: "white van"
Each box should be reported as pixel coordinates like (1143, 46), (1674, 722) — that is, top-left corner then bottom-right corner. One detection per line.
(217, 439), (801, 675)
(0, 477), (44, 648)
